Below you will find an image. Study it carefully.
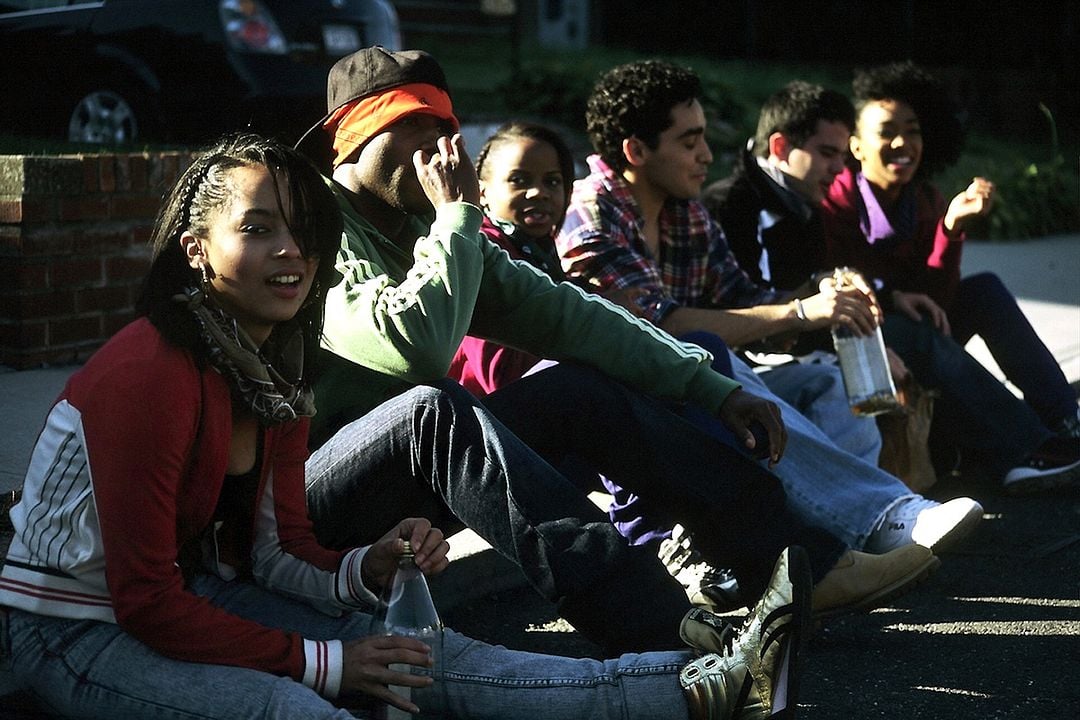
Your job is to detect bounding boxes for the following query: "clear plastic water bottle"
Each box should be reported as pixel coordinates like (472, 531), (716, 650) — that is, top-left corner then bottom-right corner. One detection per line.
(368, 541), (444, 720)
(830, 267), (901, 416)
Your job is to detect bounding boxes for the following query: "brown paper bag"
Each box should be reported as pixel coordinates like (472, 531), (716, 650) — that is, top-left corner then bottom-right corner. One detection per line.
(876, 378), (938, 493)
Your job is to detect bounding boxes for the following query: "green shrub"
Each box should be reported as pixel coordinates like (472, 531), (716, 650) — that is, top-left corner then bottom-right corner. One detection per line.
(960, 105), (1080, 240)
(497, 63), (595, 133)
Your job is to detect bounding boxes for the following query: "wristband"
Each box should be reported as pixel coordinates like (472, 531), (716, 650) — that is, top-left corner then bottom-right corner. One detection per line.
(793, 298), (808, 322)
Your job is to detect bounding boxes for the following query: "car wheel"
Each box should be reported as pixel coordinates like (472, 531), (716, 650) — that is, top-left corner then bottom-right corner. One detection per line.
(66, 87), (150, 144)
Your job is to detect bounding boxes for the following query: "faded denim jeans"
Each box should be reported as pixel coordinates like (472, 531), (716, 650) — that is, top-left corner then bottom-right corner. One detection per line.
(5, 575), (694, 719)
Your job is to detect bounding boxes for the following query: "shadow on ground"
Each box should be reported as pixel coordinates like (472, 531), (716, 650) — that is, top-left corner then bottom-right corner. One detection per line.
(442, 474), (1080, 719)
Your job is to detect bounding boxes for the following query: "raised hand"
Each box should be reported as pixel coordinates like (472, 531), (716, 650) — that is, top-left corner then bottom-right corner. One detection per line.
(944, 176), (995, 234)
(413, 133), (482, 208)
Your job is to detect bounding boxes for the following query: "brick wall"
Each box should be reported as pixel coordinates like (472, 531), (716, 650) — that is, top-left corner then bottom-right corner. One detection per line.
(0, 151), (194, 369)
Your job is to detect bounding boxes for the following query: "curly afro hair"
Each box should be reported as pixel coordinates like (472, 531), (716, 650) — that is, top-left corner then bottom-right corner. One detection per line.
(586, 60), (702, 172)
(853, 61), (965, 179)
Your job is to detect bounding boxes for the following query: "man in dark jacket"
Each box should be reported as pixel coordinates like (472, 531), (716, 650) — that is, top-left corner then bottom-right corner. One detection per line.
(702, 81), (852, 293)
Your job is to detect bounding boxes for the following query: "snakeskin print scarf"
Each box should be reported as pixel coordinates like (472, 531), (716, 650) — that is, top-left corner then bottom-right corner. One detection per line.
(175, 287), (315, 424)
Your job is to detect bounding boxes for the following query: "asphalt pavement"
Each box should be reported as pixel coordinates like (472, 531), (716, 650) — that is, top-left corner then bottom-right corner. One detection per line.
(1, 234), (1078, 718)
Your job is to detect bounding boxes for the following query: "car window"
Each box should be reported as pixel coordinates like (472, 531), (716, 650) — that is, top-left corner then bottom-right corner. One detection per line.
(0, 1), (89, 15)
(0, 1), (59, 12)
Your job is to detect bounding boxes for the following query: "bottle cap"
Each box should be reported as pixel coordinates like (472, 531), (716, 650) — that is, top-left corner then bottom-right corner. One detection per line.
(400, 540), (414, 557)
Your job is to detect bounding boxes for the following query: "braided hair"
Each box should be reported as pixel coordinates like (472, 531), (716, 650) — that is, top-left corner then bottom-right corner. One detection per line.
(137, 133), (343, 380)
(474, 121), (577, 234)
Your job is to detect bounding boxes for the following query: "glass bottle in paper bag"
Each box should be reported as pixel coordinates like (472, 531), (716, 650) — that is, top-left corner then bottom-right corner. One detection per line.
(830, 267), (901, 416)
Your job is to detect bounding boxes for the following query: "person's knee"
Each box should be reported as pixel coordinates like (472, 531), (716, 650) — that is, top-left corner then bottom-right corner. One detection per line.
(800, 364), (844, 399)
(961, 271), (1007, 297)
(411, 379), (485, 418)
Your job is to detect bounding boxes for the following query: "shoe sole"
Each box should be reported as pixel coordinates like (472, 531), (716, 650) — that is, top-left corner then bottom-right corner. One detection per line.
(812, 554), (941, 622)
(1003, 458), (1080, 496)
(771, 546), (813, 719)
(918, 501), (984, 554)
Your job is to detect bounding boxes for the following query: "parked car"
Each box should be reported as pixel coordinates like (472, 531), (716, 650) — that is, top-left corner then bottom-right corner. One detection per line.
(0, 0), (401, 145)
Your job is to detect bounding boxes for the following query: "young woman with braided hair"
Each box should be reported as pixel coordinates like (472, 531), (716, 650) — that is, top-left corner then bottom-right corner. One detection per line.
(0, 133), (810, 720)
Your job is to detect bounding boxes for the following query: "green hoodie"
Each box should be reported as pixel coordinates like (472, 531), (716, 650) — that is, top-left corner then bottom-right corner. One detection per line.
(312, 183), (739, 446)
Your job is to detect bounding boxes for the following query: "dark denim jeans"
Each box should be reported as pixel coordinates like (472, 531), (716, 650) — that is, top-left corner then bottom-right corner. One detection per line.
(305, 374), (842, 654)
(305, 382), (691, 655)
(480, 364), (844, 591)
(600, 331), (738, 547)
(950, 272), (1076, 429)
(882, 280), (1057, 476)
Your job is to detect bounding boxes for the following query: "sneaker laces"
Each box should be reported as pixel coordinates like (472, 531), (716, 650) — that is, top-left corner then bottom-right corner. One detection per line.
(866, 496), (938, 553)
(680, 607), (738, 656)
(658, 524), (710, 585)
(657, 525), (694, 567)
(659, 525), (734, 585)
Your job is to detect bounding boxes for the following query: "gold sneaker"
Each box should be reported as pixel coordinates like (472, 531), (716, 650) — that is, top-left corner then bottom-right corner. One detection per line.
(680, 546), (811, 719)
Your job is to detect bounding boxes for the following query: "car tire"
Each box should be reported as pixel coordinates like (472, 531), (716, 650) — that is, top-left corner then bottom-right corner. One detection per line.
(66, 80), (158, 145)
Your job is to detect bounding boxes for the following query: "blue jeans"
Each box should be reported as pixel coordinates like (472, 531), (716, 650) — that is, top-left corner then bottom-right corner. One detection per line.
(605, 331), (908, 551)
(756, 361), (883, 465)
(306, 378), (842, 638)
(6, 576), (693, 720)
(883, 295), (1054, 476)
(727, 353), (914, 548)
(304, 383), (692, 655)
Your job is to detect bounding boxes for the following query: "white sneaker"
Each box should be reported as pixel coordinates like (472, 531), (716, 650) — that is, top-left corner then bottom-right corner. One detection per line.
(865, 496), (983, 554)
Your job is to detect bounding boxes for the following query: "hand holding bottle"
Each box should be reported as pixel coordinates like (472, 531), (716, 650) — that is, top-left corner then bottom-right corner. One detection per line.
(340, 634), (433, 711)
(800, 272), (879, 335)
(830, 268), (901, 416)
(365, 528), (448, 718)
(362, 517), (450, 593)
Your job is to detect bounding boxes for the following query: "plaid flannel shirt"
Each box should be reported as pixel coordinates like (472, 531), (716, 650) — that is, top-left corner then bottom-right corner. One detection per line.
(557, 155), (779, 326)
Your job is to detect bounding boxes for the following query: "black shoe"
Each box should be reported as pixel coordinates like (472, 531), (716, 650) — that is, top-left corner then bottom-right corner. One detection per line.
(1003, 436), (1080, 495)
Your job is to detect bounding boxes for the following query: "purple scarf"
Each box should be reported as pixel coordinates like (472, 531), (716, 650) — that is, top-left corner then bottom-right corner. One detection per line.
(856, 171), (916, 249)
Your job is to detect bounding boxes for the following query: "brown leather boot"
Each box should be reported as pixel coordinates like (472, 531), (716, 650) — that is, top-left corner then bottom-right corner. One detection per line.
(812, 545), (939, 620)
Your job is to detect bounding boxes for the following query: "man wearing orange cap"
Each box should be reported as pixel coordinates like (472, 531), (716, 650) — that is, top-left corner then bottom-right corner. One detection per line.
(295, 47), (930, 657)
